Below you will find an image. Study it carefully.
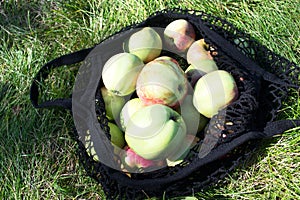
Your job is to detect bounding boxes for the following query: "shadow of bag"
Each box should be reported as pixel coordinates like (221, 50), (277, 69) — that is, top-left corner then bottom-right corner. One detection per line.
(30, 9), (300, 199)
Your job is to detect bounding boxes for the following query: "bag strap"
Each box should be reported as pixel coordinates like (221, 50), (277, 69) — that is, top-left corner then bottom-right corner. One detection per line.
(195, 119), (300, 167)
(30, 47), (93, 111)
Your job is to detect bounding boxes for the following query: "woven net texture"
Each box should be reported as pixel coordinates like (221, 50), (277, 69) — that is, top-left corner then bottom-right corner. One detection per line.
(70, 9), (299, 199)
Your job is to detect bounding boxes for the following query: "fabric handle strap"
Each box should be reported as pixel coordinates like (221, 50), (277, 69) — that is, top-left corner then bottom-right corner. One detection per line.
(30, 47), (93, 110)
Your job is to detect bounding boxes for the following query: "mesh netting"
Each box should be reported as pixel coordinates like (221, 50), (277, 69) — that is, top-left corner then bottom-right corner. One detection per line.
(72, 9), (299, 199)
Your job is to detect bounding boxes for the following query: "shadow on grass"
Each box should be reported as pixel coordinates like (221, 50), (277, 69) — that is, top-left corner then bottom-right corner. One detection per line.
(0, 1), (51, 30)
(193, 136), (281, 199)
(0, 82), (11, 120)
(0, 82), (10, 103)
(0, 2), (86, 199)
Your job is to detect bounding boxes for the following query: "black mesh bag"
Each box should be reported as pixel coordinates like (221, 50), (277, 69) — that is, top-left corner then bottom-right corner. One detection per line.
(30, 9), (300, 199)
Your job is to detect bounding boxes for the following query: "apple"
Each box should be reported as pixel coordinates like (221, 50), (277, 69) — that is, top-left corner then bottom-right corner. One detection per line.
(136, 56), (188, 107)
(108, 122), (125, 148)
(164, 19), (196, 52)
(193, 70), (238, 118)
(100, 87), (126, 121)
(127, 27), (162, 63)
(125, 104), (186, 160)
(121, 146), (157, 170)
(185, 59), (218, 75)
(154, 56), (179, 66)
(178, 95), (209, 135)
(187, 39), (213, 64)
(83, 122), (125, 161)
(108, 122), (126, 154)
(166, 134), (199, 167)
(185, 68), (204, 89)
(102, 52), (144, 96)
(119, 98), (146, 131)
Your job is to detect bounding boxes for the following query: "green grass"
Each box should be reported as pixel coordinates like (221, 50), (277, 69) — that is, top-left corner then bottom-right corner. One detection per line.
(1, 0), (299, 199)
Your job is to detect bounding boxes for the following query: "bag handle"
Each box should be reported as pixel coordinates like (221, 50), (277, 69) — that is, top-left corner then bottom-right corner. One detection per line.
(30, 47), (93, 111)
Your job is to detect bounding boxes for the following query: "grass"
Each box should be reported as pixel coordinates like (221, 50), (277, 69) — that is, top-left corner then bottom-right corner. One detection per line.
(0, 0), (299, 199)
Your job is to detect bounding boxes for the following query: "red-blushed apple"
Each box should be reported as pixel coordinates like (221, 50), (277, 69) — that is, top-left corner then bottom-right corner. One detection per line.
(187, 39), (213, 63)
(121, 146), (156, 170)
(164, 19), (196, 52)
(136, 56), (188, 107)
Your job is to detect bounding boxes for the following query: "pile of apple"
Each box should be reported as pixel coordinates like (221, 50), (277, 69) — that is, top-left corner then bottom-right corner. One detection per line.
(99, 19), (239, 171)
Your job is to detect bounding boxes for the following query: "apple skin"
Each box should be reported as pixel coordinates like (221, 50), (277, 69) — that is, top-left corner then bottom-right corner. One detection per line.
(187, 39), (213, 64)
(185, 68), (205, 89)
(136, 56), (188, 107)
(121, 146), (156, 169)
(177, 95), (209, 135)
(84, 123), (125, 160)
(100, 87), (126, 121)
(185, 59), (218, 75)
(186, 39), (218, 75)
(108, 122), (126, 154)
(154, 56), (179, 66)
(166, 134), (199, 167)
(193, 70), (239, 118)
(125, 104), (187, 160)
(102, 52), (144, 96)
(119, 98), (146, 131)
(127, 27), (162, 63)
(164, 19), (196, 52)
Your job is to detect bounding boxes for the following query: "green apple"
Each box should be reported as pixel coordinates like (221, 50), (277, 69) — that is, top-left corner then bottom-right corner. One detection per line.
(84, 123), (125, 160)
(185, 60), (218, 75)
(108, 122), (125, 153)
(119, 98), (146, 131)
(166, 134), (199, 166)
(193, 70), (238, 118)
(125, 104), (186, 160)
(178, 95), (209, 134)
(127, 27), (162, 63)
(102, 52), (144, 96)
(186, 39), (218, 75)
(100, 87), (126, 121)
